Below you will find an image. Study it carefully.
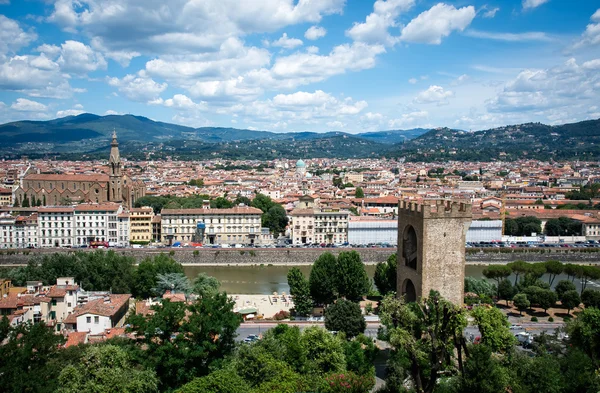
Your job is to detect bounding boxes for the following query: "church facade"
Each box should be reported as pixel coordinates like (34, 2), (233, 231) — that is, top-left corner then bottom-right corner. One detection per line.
(14, 132), (145, 208)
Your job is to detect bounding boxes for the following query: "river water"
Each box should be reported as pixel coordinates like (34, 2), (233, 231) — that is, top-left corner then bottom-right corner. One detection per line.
(183, 265), (597, 294)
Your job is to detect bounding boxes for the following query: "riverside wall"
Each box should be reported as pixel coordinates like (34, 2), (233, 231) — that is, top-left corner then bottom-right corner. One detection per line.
(1, 248), (600, 266)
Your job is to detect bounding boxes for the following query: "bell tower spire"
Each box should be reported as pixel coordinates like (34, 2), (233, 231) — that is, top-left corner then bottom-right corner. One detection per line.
(109, 129), (122, 202)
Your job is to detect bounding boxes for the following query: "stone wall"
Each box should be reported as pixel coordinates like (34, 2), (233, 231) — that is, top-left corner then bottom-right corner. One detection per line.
(0, 248), (599, 266)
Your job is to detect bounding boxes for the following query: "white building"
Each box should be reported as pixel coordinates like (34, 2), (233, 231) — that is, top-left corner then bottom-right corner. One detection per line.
(290, 195), (349, 245)
(348, 218), (397, 245)
(63, 294), (131, 334)
(14, 214), (38, 248)
(117, 212), (130, 247)
(0, 213), (15, 249)
(466, 220), (503, 242)
(161, 206), (264, 245)
(74, 203), (122, 246)
(37, 206), (75, 248)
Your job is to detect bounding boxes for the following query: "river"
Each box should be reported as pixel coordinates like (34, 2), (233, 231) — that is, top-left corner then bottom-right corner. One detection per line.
(183, 265), (598, 294)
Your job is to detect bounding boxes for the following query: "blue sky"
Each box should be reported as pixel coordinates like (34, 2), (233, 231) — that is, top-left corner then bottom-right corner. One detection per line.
(0, 0), (599, 133)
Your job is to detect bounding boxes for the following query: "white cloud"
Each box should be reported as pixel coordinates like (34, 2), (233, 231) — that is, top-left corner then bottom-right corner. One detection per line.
(451, 74), (470, 86)
(326, 120), (345, 129)
(104, 110), (119, 115)
(56, 107), (85, 117)
(305, 26), (327, 40)
(482, 6), (500, 18)
(346, 0), (414, 46)
(414, 85), (454, 105)
(306, 46), (319, 54)
(400, 3), (476, 45)
(162, 94), (207, 111)
(408, 78), (418, 84)
(0, 54), (80, 98)
(271, 33), (303, 49)
(464, 29), (552, 42)
(389, 110), (429, 128)
(107, 73), (168, 102)
(56, 40), (107, 74)
(583, 59), (600, 69)
(573, 9), (600, 49)
(522, 0), (549, 10)
(47, 0), (345, 55)
(0, 15), (37, 55)
(272, 90), (368, 114)
(11, 98), (47, 112)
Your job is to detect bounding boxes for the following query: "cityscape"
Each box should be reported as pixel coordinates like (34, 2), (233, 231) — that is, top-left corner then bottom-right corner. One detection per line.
(1, 1), (600, 393)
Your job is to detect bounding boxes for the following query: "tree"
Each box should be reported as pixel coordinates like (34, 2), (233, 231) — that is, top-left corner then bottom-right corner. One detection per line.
(188, 178), (204, 187)
(335, 251), (370, 302)
(192, 273), (220, 297)
(22, 194), (30, 207)
(567, 307), (600, 368)
(177, 368), (250, 393)
(538, 289), (558, 314)
(251, 193), (275, 213)
(262, 204), (288, 235)
(464, 276), (496, 298)
(545, 260), (564, 285)
(355, 187), (364, 198)
(555, 280), (576, 299)
(581, 289), (600, 309)
(513, 293), (530, 316)
(563, 264), (579, 282)
(456, 344), (511, 393)
(133, 254), (184, 299)
(378, 291), (468, 393)
(301, 326), (346, 374)
(309, 253), (338, 305)
(0, 322), (67, 393)
(332, 177), (343, 189)
(210, 197), (234, 209)
(483, 265), (512, 297)
(234, 195), (252, 206)
(498, 279), (516, 306)
(471, 306), (516, 352)
(287, 268), (313, 317)
(154, 272), (191, 295)
(561, 290), (581, 315)
(324, 299), (366, 339)
(544, 217), (582, 236)
(374, 254), (397, 295)
(57, 345), (158, 393)
(507, 260), (530, 285)
(578, 266), (600, 294)
(128, 294), (242, 391)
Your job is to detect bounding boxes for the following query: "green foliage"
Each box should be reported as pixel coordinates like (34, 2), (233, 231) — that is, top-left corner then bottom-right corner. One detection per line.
(135, 195), (211, 213)
(176, 368), (249, 393)
(464, 276), (496, 298)
(581, 289), (600, 308)
(286, 268), (313, 317)
(192, 273), (220, 297)
(309, 253), (338, 305)
(563, 263), (580, 282)
(325, 299), (366, 339)
(250, 193), (274, 213)
(578, 266), (600, 294)
(325, 371), (375, 393)
(127, 294), (242, 391)
(504, 216), (542, 236)
(133, 254), (184, 298)
(344, 335), (378, 377)
(513, 293), (530, 315)
(471, 306), (516, 352)
(567, 307), (600, 368)
(335, 251), (370, 302)
(544, 260), (564, 285)
(355, 187), (365, 198)
(544, 217), (582, 236)
(154, 272), (191, 295)
(301, 326), (347, 374)
(0, 322), (68, 393)
(187, 178), (204, 187)
(537, 289), (558, 313)
(561, 290), (581, 314)
(498, 279), (516, 306)
(482, 265), (512, 297)
(507, 260), (530, 285)
(373, 254), (397, 296)
(455, 344), (511, 393)
(262, 204), (288, 235)
(210, 197), (234, 209)
(57, 345), (158, 393)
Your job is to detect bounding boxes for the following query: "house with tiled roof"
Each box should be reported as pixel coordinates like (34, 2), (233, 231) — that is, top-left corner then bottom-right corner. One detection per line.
(63, 294), (131, 334)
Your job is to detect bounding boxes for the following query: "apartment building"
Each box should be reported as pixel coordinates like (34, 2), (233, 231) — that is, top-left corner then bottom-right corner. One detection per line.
(0, 187), (12, 205)
(161, 206), (263, 245)
(37, 206), (74, 248)
(129, 207), (153, 243)
(0, 213), (15, 248)
(74, 203), (122, 246)
(117, 212), (130, 247)
(14, 214), (38, 248)
(290, 195), (349, 245)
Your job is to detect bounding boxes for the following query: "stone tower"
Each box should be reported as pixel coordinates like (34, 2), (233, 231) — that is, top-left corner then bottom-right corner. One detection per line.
(108, 130), (122, 202)
(396, 200), (472, 305)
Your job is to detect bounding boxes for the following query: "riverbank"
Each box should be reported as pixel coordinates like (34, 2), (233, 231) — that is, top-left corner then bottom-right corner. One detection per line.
(2, 247), (600, 267)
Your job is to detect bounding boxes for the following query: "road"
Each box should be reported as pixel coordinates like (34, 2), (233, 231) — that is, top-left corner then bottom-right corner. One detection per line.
(236, 322), (564, 342)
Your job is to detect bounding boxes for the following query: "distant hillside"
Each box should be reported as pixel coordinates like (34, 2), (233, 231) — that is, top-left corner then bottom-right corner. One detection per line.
(388, 119), (600, 161)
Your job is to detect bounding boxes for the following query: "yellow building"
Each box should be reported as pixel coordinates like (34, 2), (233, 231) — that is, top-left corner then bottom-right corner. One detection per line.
(0, 278), (11, 298)
(0, 188), (12, 206)
(129, 207), (154, 243)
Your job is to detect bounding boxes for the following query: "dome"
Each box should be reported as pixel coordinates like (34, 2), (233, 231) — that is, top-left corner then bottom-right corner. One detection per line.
(296, 159), (306, 168)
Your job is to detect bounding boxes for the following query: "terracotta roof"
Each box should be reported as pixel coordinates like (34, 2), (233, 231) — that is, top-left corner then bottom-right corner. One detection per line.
(161, 206), (263, 215)
(290, 208), (315, 216)
(47, 286), (67, 298)
(65, 331), (87, 348)
(38, 207), (75, 213)
(25, 173), (109, 182)
(75, 203), (120, 212)
(64, 294), (131, 323)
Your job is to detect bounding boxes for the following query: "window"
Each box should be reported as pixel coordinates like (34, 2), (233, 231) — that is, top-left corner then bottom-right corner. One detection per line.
(86, 316), (91, 323)
(94, 316), (99, 324)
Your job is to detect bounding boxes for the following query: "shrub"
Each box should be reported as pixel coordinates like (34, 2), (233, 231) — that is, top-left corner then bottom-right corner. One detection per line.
(169, 250), (175, 256)
(531, 316), (538, 322)
(273, 310), (290, 321)
(193, 250), (199, 257)
(548, 317), (554, 322)
(325, 371), (375, 393)
(249, 250), (256, 257)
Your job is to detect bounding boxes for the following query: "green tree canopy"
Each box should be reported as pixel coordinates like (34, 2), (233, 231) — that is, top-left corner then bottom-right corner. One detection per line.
(355, 187), (364, 198)
(513, 293), (530, 316)
(567, 307), (600, 368)
(561, 290), (581, 315)
(581, 289), (600, 309)
(335, 251), (370, 302)
(544, 260), (564, 285)
(176, 368), (250, 393)
(374, 253), (397, 295)
(498, 279), (516, 306)
(262, 204), (288, 234)
(471, 306), (516, 352)
(483, 265), (512, 297)
(324, 299), (366, 339)
(309, 253), (338, 305)
(286, 268), (313, 317)
(57, 345), (158, 393)
(133, 254), (184, 299)
(192, 273), (220, 297)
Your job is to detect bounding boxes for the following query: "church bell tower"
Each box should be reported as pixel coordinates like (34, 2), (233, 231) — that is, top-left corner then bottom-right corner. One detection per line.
(109, 130), (123, 202)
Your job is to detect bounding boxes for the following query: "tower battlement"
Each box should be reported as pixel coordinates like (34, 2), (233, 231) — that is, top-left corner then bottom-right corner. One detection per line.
(398, 199), (471, 219)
